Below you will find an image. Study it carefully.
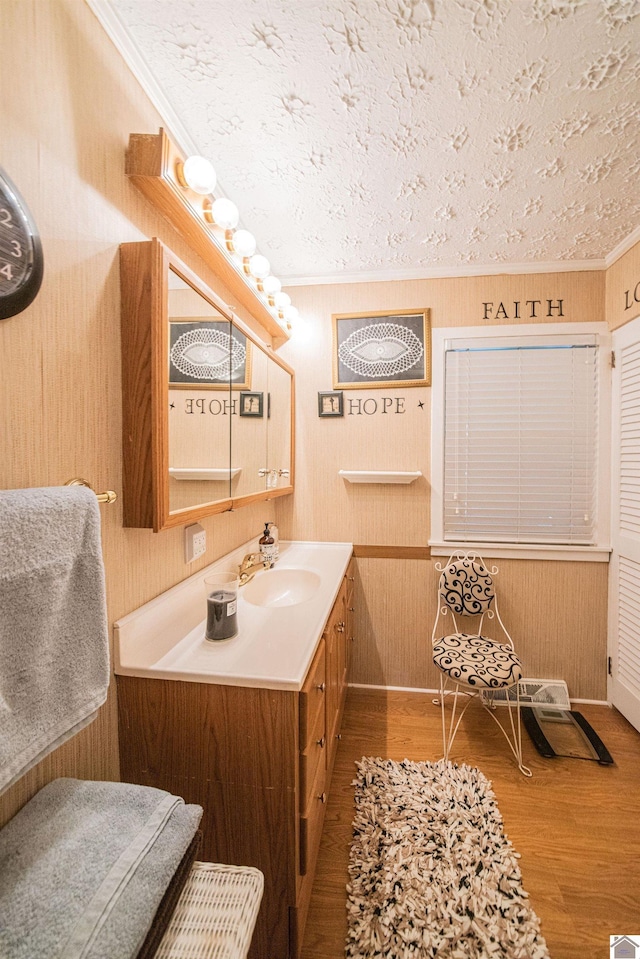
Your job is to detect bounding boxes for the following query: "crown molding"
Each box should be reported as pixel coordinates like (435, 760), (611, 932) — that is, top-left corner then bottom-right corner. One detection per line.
(282, 258), (607, 288)
(85, 0), (201, 159)
(605, 225), (640, 268)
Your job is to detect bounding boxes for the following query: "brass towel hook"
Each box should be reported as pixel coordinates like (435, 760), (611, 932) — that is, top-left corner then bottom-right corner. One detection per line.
(64, 478), (117, 505)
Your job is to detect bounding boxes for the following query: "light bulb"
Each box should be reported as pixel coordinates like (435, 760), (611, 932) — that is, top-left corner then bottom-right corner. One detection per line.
(262, 275), (282, 297)
(210, 197), (239, 230)
(284, 305), (299, 323)
(231, 229), (257, 257)
(274, 291), (291, 311)
(180, 155), (216, 195)
(249, 254), (270, 279)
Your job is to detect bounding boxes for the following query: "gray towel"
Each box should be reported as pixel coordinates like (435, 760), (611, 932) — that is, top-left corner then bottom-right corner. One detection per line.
(0, 778), (203, 959)
(0, 487), (110, 794)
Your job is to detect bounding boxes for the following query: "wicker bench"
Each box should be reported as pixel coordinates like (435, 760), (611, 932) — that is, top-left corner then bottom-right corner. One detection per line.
(155, 862), (264, 959)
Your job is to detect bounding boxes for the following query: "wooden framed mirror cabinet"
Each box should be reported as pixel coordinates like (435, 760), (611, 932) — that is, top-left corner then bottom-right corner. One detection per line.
(119, 238), (294, 531)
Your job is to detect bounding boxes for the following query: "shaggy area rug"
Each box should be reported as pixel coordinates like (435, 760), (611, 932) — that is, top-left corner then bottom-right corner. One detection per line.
(346, 758), (550, 959)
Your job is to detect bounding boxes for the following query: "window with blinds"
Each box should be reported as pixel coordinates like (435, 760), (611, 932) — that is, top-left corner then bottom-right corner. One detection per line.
(443, 337), (599, 545)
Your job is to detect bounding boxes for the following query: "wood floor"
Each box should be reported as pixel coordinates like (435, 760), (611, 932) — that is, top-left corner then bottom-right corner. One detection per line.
(301, 687), (640, 959)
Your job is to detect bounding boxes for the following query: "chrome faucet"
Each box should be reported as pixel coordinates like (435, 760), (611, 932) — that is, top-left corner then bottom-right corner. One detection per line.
(238, 552), (272, 586)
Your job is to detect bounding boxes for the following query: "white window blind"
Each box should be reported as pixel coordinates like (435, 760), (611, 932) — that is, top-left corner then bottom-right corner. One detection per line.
(443, 339), (599, 545)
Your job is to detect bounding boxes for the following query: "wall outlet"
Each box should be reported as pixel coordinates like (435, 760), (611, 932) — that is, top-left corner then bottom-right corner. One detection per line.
(185, 523), (207, 563)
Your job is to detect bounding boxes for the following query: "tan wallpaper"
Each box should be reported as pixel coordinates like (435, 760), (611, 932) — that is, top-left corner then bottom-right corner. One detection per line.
(276, 272), (609, 700)
(351, 557), (607, 700)
(606, 237), (640, 331)
(0, 0), (275, 827)
(276, 270), (604, 546)
(0, 0), (627, 828)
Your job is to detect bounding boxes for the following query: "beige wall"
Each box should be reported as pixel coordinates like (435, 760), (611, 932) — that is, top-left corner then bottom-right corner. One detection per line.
(606, 237), (640, 331)
(1, 0), (633, 828)
(277, 271), (609, 700)
(0, 0), (275, 827)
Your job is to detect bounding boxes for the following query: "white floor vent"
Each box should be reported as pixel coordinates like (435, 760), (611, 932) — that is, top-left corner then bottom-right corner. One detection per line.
(482, 678), (571, 709)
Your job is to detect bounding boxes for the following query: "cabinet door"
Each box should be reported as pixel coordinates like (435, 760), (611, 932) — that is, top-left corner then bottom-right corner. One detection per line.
(326, 578), (347, 772)
(345, 558), (356, 673)
(299, 744), (327, 876)
(299, 694), (327, 812)
(300, 639), (326, 745)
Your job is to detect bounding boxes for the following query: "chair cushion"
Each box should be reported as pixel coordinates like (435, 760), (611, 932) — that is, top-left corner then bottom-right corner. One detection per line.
(433, 632), (523, 689)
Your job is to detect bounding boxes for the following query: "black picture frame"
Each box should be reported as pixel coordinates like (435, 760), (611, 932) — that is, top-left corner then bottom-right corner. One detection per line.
(332, 308), (431, 389)
(168, 318), (252, 389)
(318, 391), (344, 417)
(239, 391), (264, 417)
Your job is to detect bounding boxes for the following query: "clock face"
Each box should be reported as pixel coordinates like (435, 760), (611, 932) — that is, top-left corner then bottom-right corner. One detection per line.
(0, 167), (44, 320)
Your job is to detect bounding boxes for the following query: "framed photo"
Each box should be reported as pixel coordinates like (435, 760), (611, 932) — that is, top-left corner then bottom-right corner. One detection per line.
(318, 390), (344, 417)
(239, 391), (264, 417)
(169, 318), (252, 389)
(332, 309), (431, 389)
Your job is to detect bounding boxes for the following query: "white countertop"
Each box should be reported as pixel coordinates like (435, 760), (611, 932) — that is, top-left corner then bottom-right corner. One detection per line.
(114, 540), (353, 691)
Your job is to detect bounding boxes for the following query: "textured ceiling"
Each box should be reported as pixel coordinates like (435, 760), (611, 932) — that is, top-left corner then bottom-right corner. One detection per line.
(107, 0), (640, 282)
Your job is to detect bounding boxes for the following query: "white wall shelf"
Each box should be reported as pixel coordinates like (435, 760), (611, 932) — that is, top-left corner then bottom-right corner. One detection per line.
(169, 468), (241, 481)
(338, 470), (422, 485)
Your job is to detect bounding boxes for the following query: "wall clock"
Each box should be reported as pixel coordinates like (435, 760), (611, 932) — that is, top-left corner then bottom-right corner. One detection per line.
(0, 167), (44, 320)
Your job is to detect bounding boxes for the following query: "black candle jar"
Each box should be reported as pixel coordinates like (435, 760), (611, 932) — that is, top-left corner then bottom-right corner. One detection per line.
(203, 572), (239, 641)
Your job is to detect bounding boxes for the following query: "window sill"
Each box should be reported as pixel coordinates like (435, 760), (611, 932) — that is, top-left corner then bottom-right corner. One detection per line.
(428, 542), (612, 563)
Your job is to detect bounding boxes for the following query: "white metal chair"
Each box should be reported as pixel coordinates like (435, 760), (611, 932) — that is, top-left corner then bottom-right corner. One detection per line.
(431, 552), (531, 777)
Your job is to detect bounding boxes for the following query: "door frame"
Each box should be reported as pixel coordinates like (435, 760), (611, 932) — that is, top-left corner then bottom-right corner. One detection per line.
(608, 313), (640, 730)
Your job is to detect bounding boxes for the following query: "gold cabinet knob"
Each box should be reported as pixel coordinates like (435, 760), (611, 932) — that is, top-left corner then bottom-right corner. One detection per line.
(318, 792), (327, 804)
(315, 682), (326, 692)
(316, 736), (326, 748)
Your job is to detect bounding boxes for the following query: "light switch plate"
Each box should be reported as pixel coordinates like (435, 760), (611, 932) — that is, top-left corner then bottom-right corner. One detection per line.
(185, 523), (207, 563)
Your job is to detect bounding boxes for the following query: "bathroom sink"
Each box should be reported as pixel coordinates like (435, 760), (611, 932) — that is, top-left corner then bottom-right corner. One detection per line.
(242, 568), (321, 608)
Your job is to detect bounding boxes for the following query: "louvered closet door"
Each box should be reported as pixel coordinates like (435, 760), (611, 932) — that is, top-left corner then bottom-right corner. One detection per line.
(609, 316), (640, 731)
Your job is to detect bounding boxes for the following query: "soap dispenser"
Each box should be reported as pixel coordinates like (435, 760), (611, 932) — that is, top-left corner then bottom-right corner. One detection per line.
(259, 522), (277, 566)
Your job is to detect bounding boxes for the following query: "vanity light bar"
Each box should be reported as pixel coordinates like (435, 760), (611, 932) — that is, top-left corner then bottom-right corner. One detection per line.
(184, 166), (294, 329)
(125, 129), (293, 339)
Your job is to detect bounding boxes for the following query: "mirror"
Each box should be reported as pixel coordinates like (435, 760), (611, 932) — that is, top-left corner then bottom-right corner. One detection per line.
(267, 358), (292, 491)
(120, 239), (294, 530)
(167, 267), (233, 512)
(232, 344), (268, 499)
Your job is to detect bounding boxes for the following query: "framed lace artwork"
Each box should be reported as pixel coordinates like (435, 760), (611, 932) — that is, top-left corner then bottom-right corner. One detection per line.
(332, 309), (430, 389)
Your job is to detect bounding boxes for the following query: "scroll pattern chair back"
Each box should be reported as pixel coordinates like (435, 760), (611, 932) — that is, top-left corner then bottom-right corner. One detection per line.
(438, 556), (494, 615)
(431, 552), (531, 776)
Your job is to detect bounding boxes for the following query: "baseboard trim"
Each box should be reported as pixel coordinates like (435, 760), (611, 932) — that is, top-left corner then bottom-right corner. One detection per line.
(348, 682), (440, 695)
(570, 698), (611, 707)
(348, 683), (610, 707)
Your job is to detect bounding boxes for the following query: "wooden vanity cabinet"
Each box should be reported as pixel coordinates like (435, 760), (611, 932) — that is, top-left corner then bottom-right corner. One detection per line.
(117, 559), (354, 959)
(326, 557), (355, 775)
(346, 559), (355, 673)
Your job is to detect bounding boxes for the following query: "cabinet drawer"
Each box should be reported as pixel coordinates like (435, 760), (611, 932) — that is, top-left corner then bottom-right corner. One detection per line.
(299, 639), (326, 745)
(299, 747), (327, 876)
(299, 698), (326, 811)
